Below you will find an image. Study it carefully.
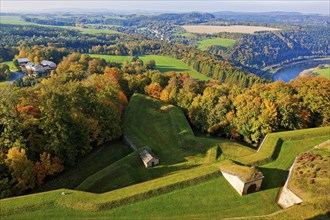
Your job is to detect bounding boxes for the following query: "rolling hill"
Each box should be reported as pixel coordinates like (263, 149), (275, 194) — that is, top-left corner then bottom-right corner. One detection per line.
(0, 94), (329, 219)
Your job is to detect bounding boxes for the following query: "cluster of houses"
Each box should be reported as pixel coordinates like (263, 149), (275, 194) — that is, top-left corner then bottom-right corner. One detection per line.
(17, 58), (56, 76)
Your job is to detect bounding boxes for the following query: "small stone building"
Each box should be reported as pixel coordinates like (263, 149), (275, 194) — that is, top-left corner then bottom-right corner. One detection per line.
(139, 148), (159, 167)
(220, 162), (264, 196)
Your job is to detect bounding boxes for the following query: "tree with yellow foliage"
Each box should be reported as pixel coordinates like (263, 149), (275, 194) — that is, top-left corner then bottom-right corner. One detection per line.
(5, 147), (36, 194)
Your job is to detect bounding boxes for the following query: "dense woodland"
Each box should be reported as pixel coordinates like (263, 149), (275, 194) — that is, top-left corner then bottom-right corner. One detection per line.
(219, 27), (330, 71)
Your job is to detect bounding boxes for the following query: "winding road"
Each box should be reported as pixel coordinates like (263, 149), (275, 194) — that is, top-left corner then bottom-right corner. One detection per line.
(8, 71), (24, 85)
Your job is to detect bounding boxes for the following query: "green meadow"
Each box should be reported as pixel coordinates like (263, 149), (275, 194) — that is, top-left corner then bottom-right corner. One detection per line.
(198, 37), (236, 49)
(89, 54), (211, 80)
(315, 67), (330, 80)
(1, 61), (18, 71)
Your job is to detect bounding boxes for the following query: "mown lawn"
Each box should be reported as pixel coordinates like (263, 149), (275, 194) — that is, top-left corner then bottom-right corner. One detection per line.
(37, 141), (132, 192)
(76, 94), (253, 193)
(0, 94), (329, 219)
(2, 126), (328, 219)
(198, 37), (236, 49)
(89, 54), (211, 81)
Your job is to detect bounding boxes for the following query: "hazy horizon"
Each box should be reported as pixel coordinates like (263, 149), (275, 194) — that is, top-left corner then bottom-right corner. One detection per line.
(1, 1), (329, 15)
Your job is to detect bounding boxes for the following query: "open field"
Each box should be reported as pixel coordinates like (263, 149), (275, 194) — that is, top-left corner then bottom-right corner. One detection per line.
(315, 66), (330, 80)
(89, 54), (211, 80)
(181, 32), (196, 38)
(1, 61), (18, 71)
(198, 37), (236, 49)
(0, 15), (32, 25)
(0, 15), (121, 35)
(0, 93), (329, 219)
(182, 25), (281, 34)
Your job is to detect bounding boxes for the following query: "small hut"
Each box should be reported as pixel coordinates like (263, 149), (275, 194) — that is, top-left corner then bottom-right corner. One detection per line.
(220, 162), (264, 195)
(139, 148), (159, 167)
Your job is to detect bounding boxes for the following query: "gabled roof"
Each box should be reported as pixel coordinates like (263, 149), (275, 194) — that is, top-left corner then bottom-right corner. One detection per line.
(220, 161), (264, 183)
(139, 148), (158, 164)
(25, 62), (35, 67)
(17, 58), (30, 63)
(41, 60), (56, 66)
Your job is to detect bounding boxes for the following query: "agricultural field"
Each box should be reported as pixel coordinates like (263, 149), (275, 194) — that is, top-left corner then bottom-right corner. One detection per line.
(0, 15), (32, 25)
(0, 15), (120, 35)
(198, 37), (236, 49)
(182, 25), (281, 34)
(180, 32), (196, 38)
(89, 54), (211, 80)
(0, 94), (329, 219)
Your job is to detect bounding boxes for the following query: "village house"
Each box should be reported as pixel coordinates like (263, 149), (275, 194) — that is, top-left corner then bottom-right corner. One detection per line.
(220, 162), (264, 196)
(41, 60), (57, 70)
(25, 62), (45, 73)
(17, 58), (30, 66)
(20, 59), (57, 75)
(139, 148), (159, 167)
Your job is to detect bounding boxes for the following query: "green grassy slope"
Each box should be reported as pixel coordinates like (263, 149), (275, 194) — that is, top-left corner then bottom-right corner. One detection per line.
(1, 61), (18, 71)
(0, 93), (329, 219)
(89, 54), (211, 81)
(198, 38), (236, 49)
(2, 126), (328, 219)
(37, 141), (131, 191)
(315, 67), (330, 80)
(76, 94), (253, 193)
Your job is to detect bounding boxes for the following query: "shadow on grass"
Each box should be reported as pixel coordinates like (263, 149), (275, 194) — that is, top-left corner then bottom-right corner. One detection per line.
(271, 138), (284, 161)
(157, 65), (189, 73)
(308, 212), (330, 220)
(82, 163), (199, 194)
(258, 167), (289, 190)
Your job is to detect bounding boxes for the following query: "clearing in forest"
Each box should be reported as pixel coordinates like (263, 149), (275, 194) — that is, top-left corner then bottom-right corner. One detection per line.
(89, 54), (211, 81)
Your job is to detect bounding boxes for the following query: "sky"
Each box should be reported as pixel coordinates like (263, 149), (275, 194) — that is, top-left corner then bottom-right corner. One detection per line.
(1, 0), (329, 15)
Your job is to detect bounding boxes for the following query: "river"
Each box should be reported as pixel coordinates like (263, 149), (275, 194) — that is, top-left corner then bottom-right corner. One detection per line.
(273, 59), (329, 82)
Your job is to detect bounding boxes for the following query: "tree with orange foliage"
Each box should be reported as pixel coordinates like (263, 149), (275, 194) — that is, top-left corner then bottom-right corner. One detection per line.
(35, 152), (64, 186)
(145, 82), (163, 99)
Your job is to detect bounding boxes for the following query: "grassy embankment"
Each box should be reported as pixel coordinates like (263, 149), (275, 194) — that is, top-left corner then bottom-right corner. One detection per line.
(89, 54), (211, 81)
(0, 94), (329, 219)
(198, 38), (236, 49)
(76, 93), (252, 192)
(0, 15), (120, 34)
